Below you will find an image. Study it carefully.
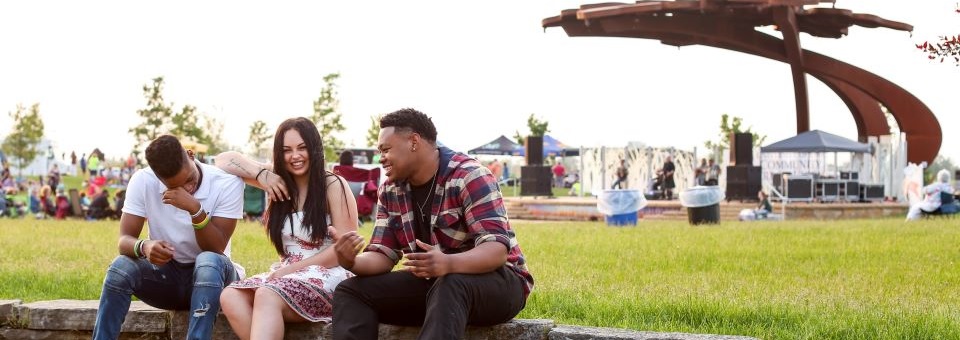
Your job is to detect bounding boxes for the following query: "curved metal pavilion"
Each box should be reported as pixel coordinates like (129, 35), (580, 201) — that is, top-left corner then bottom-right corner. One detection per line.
(543, 0), (941, 163)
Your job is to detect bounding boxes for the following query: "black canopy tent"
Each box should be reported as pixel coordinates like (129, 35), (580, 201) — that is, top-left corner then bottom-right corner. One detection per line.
(761, 130), (873, 201)
(761, 129), (871, 154)
(467, 135), (580, 157)
(467, 135), (523, 156)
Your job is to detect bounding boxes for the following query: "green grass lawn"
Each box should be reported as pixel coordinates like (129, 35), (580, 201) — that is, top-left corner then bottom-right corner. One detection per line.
(1, 218), (957, 339)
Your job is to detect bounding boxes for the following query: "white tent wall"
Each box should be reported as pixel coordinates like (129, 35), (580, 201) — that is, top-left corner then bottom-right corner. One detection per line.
(578, 146), (695, 196)
(3, 138), (73, 177)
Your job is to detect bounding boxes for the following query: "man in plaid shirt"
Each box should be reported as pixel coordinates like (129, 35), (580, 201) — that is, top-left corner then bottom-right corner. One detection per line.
(329, 108), (533, 340)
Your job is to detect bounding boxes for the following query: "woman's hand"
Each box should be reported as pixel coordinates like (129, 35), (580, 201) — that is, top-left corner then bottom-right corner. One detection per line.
(258, 170), (289, 201)
(266, 266), (295, 280)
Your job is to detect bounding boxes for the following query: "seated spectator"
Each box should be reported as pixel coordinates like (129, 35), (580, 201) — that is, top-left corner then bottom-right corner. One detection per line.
(37, 185), (55, 219)
(79, 192), (91, 213)
(113, 189), (125, 220)
(339, 150), (354, 167)
(1, 172), (16, 195)
(740, 190), (773, 221)
(87, 187), (115, 220)
(906, 169), (957, 220)
(54, 188), (71, 219)
(0, 192), (7, 217)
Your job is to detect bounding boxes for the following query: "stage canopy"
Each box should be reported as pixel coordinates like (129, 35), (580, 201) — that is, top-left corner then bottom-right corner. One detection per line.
(467, 135), (523, 156)
(467, 135), (580, 157)
(761, 129), (871, 154)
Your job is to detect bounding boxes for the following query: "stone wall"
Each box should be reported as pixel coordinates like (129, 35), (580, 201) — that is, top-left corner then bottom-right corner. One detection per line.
(0, 300), (758, 340)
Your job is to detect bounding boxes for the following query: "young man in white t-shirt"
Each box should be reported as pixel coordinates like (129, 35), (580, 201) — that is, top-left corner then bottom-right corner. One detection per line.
(93, 135), (244, 340)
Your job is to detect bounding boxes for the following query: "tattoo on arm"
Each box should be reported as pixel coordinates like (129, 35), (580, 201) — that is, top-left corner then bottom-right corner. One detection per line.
(228, 159), (255, 177)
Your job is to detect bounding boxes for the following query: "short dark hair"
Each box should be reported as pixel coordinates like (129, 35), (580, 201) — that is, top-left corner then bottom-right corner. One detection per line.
(338, 150), (354, 166)
(380, 108), (437, 143)
(145, 135), (186, 179)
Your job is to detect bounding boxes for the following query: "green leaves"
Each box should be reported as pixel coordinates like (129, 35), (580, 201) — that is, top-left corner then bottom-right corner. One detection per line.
(2, 103), (45, 176)
(514, 113), (551, 145)
(248, 120), (272, 160)
(703, 113), (767, 161)
(129, 76), (223, 157)
(366, 114), (382, 148)
(310, 72), (346, 162)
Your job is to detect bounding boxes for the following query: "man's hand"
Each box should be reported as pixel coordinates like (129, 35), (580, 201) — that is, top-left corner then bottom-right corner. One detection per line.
(328, 226), (365, 270)
(401, 240), (452, 279)
(162, 187), (200, 214)
(144, 240), (175, 265)
(259, 170), (289, 202)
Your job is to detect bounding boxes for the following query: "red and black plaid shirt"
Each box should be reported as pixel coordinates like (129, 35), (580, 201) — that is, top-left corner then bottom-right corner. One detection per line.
(365, 147), (534, 296)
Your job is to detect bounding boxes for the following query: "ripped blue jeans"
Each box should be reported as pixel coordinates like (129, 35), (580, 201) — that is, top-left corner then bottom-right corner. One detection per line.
(92, 252), (237, 340)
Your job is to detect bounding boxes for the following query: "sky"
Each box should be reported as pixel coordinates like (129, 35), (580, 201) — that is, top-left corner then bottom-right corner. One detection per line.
(0, 1), (957, 165)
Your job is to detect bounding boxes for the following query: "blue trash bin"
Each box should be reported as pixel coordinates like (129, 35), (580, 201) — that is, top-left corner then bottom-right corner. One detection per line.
(597, 189), (646, 226)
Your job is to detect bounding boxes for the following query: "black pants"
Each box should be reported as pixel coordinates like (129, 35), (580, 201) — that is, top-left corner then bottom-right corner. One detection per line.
(332, 266), (526, 340)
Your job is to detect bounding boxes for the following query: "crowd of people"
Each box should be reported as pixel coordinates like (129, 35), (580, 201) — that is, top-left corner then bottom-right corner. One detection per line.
(1, 152), (132, 220)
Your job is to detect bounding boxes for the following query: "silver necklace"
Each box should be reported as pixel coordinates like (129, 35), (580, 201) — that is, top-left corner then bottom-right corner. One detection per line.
(416, 172), (437, 223)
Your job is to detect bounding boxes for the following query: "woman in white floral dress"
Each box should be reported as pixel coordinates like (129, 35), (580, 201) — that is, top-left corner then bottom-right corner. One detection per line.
(215, 117), (359, 340)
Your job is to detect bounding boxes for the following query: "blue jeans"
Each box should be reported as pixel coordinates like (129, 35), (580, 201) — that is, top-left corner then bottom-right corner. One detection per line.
(92, 252), (237, 340)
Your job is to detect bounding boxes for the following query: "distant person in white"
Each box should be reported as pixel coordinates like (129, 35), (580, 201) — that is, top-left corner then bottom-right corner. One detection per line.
(905, 169), (957, 221)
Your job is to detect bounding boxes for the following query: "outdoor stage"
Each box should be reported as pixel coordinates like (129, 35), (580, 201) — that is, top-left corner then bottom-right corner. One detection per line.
(503, 196), (908, 222)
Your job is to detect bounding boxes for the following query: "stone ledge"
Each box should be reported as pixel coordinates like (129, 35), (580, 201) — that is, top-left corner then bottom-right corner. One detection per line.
(2, 300), (758, 340)
(549, 325), (756, 340)
(16, 300), (166, 333)
(169, 310), (554, 340)
(0, 300), (21, 326)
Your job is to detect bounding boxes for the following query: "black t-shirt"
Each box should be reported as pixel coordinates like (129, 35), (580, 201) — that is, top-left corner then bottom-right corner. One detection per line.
(409, 178), (436, 251)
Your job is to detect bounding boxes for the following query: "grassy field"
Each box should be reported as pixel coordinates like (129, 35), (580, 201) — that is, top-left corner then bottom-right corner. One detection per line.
(0, 218), (957, 339)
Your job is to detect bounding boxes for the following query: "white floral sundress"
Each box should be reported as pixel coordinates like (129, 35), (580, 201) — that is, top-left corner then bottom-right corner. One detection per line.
(227, 211), (353, 322)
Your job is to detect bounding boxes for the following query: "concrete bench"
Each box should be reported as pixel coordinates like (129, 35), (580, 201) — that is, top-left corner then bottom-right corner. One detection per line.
(0, 299), (757, 340)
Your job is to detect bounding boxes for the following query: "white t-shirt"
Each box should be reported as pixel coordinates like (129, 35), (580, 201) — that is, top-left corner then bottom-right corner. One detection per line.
(123, 161), (244, 264)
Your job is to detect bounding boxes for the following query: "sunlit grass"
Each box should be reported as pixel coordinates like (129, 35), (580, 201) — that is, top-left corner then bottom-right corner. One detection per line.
(1, 218), (957, 339)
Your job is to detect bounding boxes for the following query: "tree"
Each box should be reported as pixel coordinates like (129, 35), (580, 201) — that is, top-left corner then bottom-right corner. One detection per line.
(129, 77), (174, 152)
(703, 114), (767, 161)
(129, 77), (215, 157)
(248, 120), (272, 160)
(916, 6), (960, 66)
(310, 73), (346, 161)
(199, 116), (228, 156)
(514, 113), (551, 145)
(366, 114), (382, 148)
(1, 103), (45, 176)
(170, 105), (205, 143)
